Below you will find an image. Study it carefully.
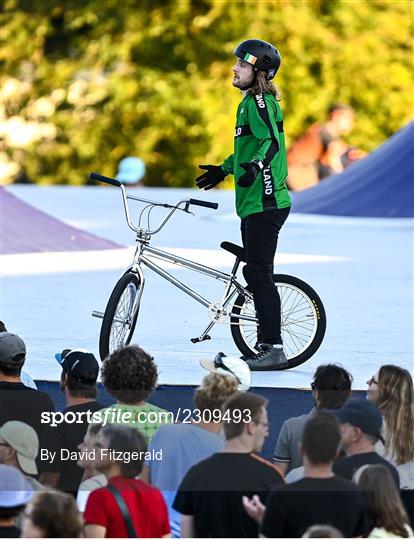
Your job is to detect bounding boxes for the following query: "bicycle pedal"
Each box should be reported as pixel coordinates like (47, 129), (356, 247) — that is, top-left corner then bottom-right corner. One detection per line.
(190, 335), (211, 343)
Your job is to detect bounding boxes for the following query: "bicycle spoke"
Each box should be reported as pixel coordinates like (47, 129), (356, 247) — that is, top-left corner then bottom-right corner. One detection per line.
(234, 281), (319, 360)
(108, 283), (137, 352)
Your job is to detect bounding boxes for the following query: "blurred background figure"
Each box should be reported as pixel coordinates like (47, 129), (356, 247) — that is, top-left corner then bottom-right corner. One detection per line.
(287, 103), (365, 191)
(115, 156), (146, 186)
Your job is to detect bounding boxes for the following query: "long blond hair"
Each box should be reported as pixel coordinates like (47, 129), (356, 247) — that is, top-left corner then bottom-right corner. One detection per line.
(248, 71), (281, 100)
(375, 365), (414, 464)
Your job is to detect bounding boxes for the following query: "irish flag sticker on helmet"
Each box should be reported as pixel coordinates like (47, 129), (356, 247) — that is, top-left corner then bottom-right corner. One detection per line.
(244, 53), (257, 65)
(234, 38), (281, 80)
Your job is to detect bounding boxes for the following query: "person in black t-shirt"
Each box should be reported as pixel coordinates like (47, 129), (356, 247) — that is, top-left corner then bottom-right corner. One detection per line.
(39, 349), (104, 495)
(244, 411), (368, 538)
(173, 392), (284, 538)
(0, 333), (54, 444)
(333, 399), (400, 487)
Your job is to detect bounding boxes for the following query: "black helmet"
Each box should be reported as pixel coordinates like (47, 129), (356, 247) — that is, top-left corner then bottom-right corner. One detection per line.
(234, 39), (281, 80)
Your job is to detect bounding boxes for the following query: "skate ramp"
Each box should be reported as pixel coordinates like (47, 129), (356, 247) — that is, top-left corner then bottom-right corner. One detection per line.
(1, 187), (121, 254)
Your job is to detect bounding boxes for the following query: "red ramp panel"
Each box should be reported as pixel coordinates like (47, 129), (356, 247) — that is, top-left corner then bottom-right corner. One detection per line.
(0, 187), (122, 254)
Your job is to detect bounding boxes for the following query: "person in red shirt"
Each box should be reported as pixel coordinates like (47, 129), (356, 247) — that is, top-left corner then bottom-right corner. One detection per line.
(83, 424), (170, 538)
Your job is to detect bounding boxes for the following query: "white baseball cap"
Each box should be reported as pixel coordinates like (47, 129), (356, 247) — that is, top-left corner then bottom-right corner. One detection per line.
(200, 353), (251, 391)
(0, 421), (39, 475)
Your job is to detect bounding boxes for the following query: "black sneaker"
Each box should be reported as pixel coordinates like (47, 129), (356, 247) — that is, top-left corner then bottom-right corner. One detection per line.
(245, 343), (288, 371)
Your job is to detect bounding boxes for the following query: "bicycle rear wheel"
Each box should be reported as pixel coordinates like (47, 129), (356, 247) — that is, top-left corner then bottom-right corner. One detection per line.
(230, 274), (326, 369)
(99, 272), (143, 361)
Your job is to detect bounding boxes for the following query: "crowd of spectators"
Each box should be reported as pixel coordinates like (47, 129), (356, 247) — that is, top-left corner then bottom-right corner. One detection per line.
(0, 323), (413, 538)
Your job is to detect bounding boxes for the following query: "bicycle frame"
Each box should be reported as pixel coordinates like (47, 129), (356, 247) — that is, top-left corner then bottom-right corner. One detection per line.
(90, 173), (327, 365)
(128, 242), (257, 343)
(90, 173), (257, 343)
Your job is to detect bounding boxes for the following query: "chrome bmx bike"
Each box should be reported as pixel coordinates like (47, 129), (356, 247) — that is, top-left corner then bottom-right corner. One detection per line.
(90, 172), (326, 368)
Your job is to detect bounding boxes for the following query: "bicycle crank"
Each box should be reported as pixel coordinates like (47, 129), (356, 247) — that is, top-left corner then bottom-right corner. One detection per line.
(208, 301), (230, 323)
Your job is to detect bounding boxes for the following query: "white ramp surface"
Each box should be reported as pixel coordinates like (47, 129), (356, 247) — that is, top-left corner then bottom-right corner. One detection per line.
(1, 186), (413, 389)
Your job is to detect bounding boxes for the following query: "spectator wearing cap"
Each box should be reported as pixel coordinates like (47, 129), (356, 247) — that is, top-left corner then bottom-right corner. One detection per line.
(21, 491), (82, 538)
(0, 421), (44, 491)
(173, 392), (284, 538)
(83, 424), (170, 538)
(274, 364), (352, 474)
(199, 352), (252, 391)
(0, 332), (54, 445)
(39, 349), (104, 495)
(142, 372), (238, 537)
(0, 323), (37, 390)
(91, 345), (172, 442)
(333, 398), (400, 487)
(244, 411), (368, 538)
(0, 464), (32, 538)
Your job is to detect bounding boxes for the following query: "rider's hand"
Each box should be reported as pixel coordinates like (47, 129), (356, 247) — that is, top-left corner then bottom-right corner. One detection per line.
(237, 161), (261, 188)
(196, 164), (227, 190)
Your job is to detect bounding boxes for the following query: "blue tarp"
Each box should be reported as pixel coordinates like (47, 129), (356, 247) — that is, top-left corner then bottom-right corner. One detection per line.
(292, 122), (414, 218)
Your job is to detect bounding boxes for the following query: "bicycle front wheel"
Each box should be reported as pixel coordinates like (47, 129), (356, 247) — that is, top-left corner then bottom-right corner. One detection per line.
(230, 274), (326, 369)
(99, 272), (143, 361)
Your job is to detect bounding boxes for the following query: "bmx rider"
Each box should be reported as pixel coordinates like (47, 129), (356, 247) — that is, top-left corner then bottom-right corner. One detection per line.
(196, 39), (292, 371)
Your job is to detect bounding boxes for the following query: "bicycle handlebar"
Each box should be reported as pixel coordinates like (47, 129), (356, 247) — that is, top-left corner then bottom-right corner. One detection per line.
(89, 172), (219, 236)
(188, 198), (218, 210)
(90, 172), (122, 187)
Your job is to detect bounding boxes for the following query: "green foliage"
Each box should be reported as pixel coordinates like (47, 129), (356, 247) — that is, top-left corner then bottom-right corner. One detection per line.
(1, 0), (412, 186)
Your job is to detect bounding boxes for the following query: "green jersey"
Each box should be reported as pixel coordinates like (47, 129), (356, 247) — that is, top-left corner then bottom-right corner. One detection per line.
(91, 402), (172, 442)
(221, 93), (291, 218)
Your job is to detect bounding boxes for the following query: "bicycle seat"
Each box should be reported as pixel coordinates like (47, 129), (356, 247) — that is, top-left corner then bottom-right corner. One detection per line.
(220, 241), (246, 262)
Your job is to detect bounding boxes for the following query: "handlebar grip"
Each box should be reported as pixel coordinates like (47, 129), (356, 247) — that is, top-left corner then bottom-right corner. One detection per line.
(189, 198), (219, 210)
(90, 172), (122, 187)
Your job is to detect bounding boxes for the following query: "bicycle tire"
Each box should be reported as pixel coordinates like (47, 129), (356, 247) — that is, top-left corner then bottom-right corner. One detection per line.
(230, 274), (326, 369)
(99, 272), (143, 361)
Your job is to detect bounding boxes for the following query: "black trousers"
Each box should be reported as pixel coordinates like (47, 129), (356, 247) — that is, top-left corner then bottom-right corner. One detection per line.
(241, 207), (290, 345)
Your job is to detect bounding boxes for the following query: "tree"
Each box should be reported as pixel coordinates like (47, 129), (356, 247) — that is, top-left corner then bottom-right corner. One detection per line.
(1, 0), (412, 186)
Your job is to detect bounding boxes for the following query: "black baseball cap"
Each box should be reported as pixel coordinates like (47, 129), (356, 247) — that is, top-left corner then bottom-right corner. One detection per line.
(0, 333), (26, 366)
(335, 399), (384, 442)
(55, 348), (99, 385)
